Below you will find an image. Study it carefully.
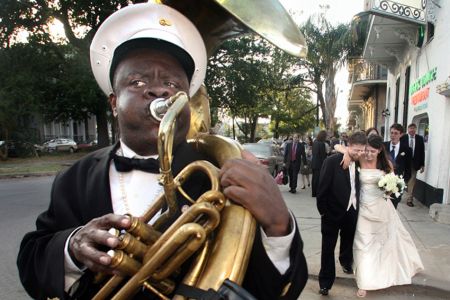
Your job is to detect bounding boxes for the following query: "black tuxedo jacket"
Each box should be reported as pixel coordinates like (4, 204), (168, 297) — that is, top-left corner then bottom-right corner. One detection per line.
(284, 141), (306, 169)
(316, 153), (360, 222)
(401, 134), (425, 170)
(384, 141), (412, 182)
(17, 142), (307, 300)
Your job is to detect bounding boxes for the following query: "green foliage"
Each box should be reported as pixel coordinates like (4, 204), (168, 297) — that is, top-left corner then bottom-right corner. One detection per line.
(298, 15), (356, 131)
(206, 35), (315, 142)
(0, 0), (142, 147)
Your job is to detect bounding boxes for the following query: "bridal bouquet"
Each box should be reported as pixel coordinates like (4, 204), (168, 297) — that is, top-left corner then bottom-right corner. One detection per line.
(378, 172), (406, 198)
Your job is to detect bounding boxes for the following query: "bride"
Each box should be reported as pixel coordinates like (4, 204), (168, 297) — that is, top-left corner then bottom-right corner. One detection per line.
(338, 134), (423, 297)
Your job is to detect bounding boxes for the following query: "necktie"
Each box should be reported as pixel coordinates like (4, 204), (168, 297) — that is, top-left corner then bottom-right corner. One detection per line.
(112, 154), (160, 173)
(291, 143), (297, 161)
(410, 136), (414, 156)
(390, 144), (396, 160)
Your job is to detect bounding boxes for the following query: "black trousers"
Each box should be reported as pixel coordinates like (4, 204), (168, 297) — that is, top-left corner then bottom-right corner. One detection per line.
(391, 194), (401, 209)
(288, 161), (300, 190)
(311, 168), (321, 197)
(319, 208), (358, 290)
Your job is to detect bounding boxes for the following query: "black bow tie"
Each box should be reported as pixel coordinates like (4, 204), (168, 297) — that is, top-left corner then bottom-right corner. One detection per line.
(112, 154), (160, 173)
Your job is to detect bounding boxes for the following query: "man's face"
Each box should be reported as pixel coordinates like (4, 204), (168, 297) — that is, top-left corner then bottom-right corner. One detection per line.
(347, 143), (366, 161)
(110, 49), (190, 155)
(390, 128), (402, 144)
(408, 126), (416, 136)
(293, 135), (299, 142)
(341, 134), (348, 141)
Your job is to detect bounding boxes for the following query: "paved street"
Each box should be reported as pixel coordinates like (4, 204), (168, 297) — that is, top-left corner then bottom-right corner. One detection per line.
(1, 176), (450, 299)
(0, 176), (54, 300)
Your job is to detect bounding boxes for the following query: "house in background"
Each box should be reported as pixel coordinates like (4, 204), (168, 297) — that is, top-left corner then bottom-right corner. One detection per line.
(347, 58), (387, 135)
(40, 117), (97, 143)
(350, 0), (450, 208)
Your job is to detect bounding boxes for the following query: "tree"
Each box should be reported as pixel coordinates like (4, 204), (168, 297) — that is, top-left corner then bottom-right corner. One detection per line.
(206, 35), (315, 142)
(0, 42), (45, 142)
(206, 35), (272, 142)
(298, 14), (356, 132)
(0, 0), (148, 147)
(260, 46), (315, 138)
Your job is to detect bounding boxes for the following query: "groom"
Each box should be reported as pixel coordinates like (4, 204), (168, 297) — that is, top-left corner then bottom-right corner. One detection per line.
(316, 131), (367, 296)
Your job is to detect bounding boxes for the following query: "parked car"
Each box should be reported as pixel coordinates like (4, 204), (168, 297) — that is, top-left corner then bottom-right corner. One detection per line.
(242, 143), (284, 177)
(43, 138), (78, 153)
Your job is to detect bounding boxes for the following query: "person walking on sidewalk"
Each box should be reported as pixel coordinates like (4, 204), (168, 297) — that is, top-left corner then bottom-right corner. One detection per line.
(338, 134), (424, 297)
(284, 133), (306, 194)
(400, 123), (425, 207)
(316, 131), (367, 296)
(299, 136), (312, 189)
(384, 123), (412, 209)
(311, 130), (327, 197)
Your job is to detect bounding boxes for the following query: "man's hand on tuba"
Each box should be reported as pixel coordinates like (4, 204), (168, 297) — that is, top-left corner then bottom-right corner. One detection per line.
(69, 214), (131, 274)
(219, 150), (291, 237)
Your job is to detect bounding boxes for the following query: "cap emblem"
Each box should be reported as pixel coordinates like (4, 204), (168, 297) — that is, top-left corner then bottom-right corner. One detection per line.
(159, 18), (172, 26)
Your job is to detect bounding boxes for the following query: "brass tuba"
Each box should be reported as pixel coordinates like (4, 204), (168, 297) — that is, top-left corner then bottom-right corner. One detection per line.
(93, 1), (307, 299)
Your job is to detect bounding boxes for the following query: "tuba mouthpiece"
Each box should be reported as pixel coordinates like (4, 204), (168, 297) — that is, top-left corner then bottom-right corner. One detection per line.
(149, 97), (174, 122)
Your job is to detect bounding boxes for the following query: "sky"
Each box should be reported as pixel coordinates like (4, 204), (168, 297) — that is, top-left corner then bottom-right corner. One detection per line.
(280, 0), (364, 129)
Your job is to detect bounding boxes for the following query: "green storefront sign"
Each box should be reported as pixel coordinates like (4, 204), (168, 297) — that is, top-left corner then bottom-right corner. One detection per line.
(409, 67), (437, 96)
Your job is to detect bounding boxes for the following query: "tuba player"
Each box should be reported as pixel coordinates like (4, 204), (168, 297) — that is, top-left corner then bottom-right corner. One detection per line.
(17, 3), (308, 299)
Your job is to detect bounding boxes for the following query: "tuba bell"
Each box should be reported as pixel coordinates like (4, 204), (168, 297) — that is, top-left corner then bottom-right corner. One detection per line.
(93, 1), (307, 299)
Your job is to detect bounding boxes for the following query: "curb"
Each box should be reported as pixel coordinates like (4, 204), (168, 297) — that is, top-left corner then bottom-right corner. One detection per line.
(0, 172), (57, 180)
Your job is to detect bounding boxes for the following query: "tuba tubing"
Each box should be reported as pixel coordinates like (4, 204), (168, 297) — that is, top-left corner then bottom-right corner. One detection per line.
(93, 92), (256, 300)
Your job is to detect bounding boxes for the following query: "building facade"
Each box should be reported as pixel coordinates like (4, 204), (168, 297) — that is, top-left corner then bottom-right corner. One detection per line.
(351, 0), (449, 206)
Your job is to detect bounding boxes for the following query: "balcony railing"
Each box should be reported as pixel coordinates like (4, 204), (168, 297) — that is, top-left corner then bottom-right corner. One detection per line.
(365, 0), (425, 24)
(348, 59), (387, 83)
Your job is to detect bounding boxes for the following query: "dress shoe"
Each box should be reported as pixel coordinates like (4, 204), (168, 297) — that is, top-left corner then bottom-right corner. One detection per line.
(342, 266), (353, 274)
(308, 183), (310, 187)
(407, 201), (414, 207)
(289, 189), (296, 194)
(319, 288), (329, 295)
(301, 186), (306, 189)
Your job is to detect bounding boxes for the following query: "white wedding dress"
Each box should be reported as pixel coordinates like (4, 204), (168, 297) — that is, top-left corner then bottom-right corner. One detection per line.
(353, 169), (424, 290)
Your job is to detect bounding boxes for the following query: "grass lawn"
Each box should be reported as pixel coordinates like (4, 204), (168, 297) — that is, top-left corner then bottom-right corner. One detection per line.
(0, 151), (90, 176)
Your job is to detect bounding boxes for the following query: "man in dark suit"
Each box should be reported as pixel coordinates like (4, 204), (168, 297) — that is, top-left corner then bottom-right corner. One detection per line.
(384, 123), (412, 209)
(400, 123), (425, 207)
(16, 4), (308, 300)
(316, 131), (367, 296)
(284, 133), (307, 193)
(311, 130), (328, 197)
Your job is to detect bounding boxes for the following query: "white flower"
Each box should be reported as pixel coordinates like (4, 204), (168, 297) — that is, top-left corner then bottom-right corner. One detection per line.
(378, 172), (407, 199)
(400, 152), (405, 156)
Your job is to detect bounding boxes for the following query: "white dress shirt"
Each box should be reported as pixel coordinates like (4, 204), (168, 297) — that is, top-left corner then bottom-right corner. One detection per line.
(347, 161), (357, 211)
(409, 135), (415, 156)
(64, 141), (295, 291)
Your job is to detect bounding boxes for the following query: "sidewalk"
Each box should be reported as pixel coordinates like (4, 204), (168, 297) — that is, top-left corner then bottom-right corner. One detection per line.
(280, 182), (450, 299)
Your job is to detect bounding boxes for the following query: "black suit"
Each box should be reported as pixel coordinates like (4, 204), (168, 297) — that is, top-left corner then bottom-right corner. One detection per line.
(384, 141), (412, 208)
(316, 153), (359, 290)
(401, 134), (425, 171)
(17, 142), (308, 300)
(284, 141), (306, 191)
(311, 140), (327, 197)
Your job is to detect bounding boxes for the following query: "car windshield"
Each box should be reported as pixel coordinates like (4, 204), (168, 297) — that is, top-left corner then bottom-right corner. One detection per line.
(242, 144), (272, 157)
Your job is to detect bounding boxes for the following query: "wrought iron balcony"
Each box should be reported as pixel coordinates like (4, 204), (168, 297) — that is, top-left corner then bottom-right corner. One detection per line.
(364, 0), (425, 24)
(348, 58), (387, 84)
